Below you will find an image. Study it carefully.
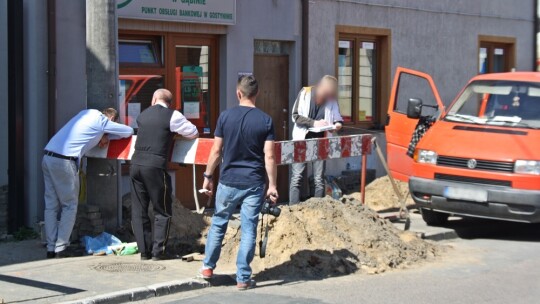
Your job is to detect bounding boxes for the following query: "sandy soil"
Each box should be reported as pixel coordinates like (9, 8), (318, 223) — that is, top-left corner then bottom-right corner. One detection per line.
(212, 197), (441, 279)
(346, 175), (416, 211)
(126, 183), (440, 280)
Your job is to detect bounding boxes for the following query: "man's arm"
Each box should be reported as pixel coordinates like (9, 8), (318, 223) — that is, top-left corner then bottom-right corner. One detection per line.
(332, 101), (344, 131)
(103, 119), (134, 140)
(171, 111), (199, 139)
(264, 140), (278, 203)
(291, 91), (315, 127)
(202, 137), (223, 196)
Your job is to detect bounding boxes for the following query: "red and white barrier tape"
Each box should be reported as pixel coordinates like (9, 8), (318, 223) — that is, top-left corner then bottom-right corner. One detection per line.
(85, 134), (373, 165)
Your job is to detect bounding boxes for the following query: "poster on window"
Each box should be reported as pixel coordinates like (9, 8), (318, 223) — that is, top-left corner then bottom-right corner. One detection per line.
(181, 66), (203, 119)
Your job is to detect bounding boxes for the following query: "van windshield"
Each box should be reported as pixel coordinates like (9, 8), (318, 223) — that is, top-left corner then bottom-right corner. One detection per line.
(445, 80), (540, 129)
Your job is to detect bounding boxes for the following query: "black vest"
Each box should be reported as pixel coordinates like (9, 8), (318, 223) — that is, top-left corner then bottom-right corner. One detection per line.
(131, 105), (175, 169)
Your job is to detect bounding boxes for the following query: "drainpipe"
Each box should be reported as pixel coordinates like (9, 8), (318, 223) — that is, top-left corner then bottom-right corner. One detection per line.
(7, 0), (25, 233)
(535, 0), (538, 71)
(301, 0), (309, 86)
(48, 0), (57, 138)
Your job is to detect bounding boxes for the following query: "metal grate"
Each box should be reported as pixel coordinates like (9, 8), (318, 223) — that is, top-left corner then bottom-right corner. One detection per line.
(437, 156), (514, 173)
(434, 173), (512, 187)
(91, 263), (166, 273)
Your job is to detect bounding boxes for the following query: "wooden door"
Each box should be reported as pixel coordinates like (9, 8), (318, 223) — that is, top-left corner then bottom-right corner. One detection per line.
(254, 54), (290, 201)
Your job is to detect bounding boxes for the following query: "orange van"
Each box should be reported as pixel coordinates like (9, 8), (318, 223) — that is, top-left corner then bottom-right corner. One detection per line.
(386, 67), (540, 225)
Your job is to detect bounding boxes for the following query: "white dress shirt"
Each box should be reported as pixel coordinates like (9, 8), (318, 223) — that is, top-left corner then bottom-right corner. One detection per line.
(155, 101), (199, 139)
(45, 109), (134, 158)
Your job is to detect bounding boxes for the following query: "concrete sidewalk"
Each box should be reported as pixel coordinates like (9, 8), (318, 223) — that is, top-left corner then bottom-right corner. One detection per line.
(0, 246), (208, 304)
(0, 210), (461, 304)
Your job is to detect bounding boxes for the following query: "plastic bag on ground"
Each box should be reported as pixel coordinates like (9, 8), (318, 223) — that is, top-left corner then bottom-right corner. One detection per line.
(81, 232), (122, 255)
(113, 242), (138, 256)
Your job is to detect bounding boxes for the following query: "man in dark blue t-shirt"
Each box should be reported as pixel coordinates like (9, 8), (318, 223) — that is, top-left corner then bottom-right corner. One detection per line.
(200, 75), (278, 290)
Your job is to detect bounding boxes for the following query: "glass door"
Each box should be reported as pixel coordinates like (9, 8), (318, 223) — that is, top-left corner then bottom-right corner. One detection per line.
(168, 36), (218, 137)
(167, 35), (219, 210)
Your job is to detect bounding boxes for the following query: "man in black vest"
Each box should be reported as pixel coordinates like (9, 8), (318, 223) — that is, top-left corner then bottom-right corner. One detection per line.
(130, 89), (198, 261)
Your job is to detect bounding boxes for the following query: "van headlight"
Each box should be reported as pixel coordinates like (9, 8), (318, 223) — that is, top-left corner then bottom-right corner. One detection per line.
(414, 149), (438, 164)
(514, 160), (540, 175)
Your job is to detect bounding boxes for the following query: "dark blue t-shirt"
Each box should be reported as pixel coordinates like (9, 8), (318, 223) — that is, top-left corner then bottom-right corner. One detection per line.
(215, 106), (275, 186)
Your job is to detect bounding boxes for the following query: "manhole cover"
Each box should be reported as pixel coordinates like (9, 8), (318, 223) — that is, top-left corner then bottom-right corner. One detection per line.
(91, 263), (166, 273)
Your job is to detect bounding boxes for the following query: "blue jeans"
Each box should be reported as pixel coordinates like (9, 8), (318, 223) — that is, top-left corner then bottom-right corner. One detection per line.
(204, 182), (265, 283)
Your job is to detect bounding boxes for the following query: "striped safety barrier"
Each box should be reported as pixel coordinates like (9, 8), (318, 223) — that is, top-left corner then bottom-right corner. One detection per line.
(86, 135), (373, 165)
(85, 134), (373, 205)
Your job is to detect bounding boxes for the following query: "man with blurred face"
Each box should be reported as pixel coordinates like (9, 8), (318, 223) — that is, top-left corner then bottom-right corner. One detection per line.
(43, 108), (133, 258)
(289, 75), (344, 205)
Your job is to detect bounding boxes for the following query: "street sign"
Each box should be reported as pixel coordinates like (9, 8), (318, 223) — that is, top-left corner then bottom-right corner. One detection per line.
(117, 0), (236, 25)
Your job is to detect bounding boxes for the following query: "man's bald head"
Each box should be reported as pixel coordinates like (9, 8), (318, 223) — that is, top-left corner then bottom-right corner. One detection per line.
(152, 89), (173, 106)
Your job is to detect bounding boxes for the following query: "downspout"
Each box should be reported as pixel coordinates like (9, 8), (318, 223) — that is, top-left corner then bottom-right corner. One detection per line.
(7, 0), (25, 233)
(535, 0), (538, 71)
(48, 0), (57, 137)
(301, 0), (309, 86)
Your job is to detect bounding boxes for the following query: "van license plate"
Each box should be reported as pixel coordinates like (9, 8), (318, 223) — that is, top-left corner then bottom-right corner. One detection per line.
(443, 187), (488, 202)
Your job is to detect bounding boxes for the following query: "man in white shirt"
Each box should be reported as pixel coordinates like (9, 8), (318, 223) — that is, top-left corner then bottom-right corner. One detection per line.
(130, 89), (198, 261)
(43, 108), (134, 258)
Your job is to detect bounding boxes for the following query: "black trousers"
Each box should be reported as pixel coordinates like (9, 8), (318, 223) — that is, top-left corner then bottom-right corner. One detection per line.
(130, 164), (173, 256)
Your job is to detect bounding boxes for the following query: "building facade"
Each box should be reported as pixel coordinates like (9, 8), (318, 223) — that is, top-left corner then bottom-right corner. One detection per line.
(304, 0), (536, 177)
(0, 0), (537, 234)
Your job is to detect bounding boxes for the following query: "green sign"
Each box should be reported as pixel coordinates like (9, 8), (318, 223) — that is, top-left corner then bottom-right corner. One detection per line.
(117, 0), (236, 25)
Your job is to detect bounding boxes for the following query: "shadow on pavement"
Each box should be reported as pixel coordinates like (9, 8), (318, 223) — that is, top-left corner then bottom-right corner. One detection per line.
(253, 249), (359, 287)
(206, 274), (237, 287)
(0, 274), (85, 303)
(442, 217), (540, 242)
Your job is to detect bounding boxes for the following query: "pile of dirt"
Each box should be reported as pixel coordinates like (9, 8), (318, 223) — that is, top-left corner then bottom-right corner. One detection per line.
(215, 197), (441, 280)
(120, 192), (440, 280)
(117, 194), (208, 254)
(346, 175), (415, 211)
(168, 199), (209, 252)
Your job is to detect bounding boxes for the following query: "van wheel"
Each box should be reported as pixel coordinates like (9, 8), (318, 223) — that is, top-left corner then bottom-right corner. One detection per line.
(420, 208), (449, 226)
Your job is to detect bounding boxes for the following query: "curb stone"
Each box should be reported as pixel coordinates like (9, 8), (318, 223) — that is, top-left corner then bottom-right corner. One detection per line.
(60, 279), (209, 304)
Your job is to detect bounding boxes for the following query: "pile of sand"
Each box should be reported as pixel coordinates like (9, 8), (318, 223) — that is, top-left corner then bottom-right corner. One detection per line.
(117, 195), (208, 254)
(121, 192), (440, 280)
(214, 197), (440, 280)
(346, 176), (415, 211)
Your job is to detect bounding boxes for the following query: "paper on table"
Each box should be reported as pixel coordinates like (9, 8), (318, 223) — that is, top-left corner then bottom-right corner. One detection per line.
(308, 125), (337, 133)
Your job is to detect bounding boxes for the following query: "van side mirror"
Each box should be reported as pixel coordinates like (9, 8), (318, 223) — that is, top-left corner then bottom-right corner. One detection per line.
(407, 98), (423, 119)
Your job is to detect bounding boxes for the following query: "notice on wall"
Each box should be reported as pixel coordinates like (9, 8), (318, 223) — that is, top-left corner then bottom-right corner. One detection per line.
(184, 102), (200, 119)
(117, 0), (236, 25)
(127, 103), (141, 128)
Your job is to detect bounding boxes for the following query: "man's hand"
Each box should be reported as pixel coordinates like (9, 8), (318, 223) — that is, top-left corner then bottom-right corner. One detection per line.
(202, 177), (214, 197)
(334, 122), (343, 131)
(314, 120), (329, 128)
(266, 186), (279, 204)
(99, 134), (109, 148)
